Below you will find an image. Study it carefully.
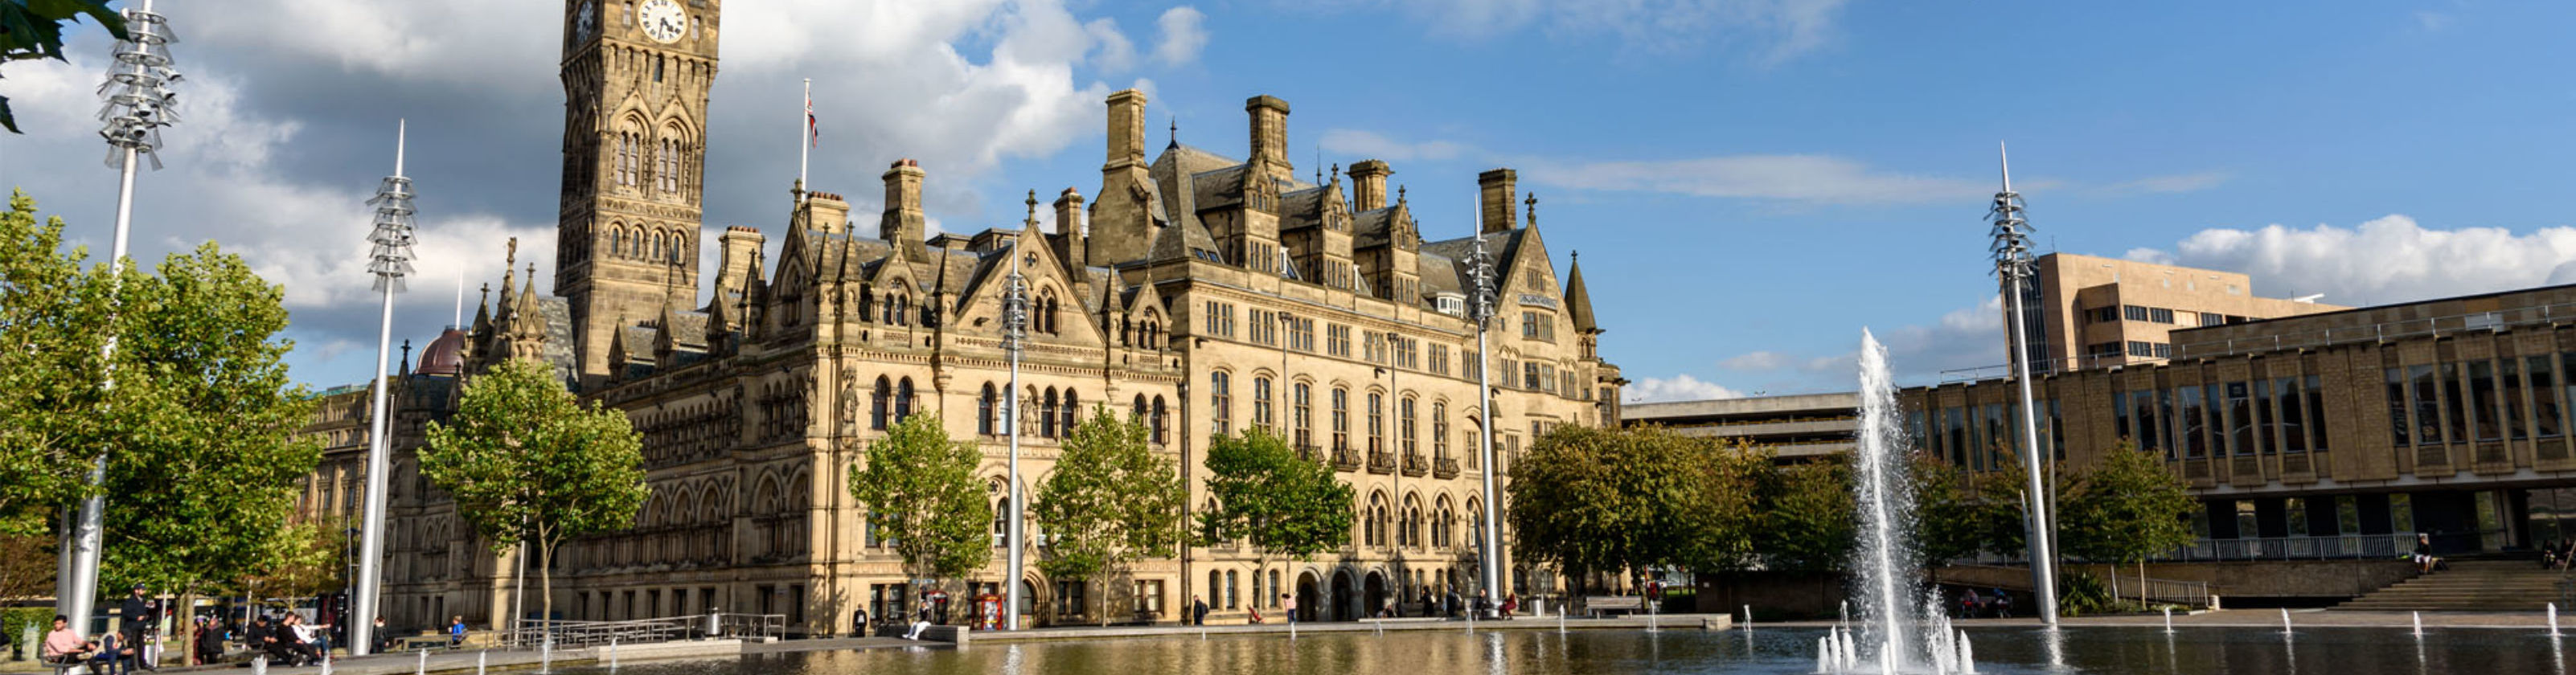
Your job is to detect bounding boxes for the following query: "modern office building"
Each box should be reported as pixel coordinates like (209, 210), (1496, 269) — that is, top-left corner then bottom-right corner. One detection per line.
(1622, 393), (1859, 460)
(1909, 281), (2576, 559)
(2005, 252), (2344, 376)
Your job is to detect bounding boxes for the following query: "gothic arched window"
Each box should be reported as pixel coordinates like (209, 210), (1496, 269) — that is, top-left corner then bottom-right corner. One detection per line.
(870, 376), (890, 431)
(1330, 388), (1349, 452)
(895, 377), (916, 421)
(1367, 392), (1384, 453)
(978, 384), (998, 436)
(1433, 403), (1450, 460)
(1400, 395), (1417, 456)
(1060, 390), (1079, 436)
(1151, 396), (1168, 445)
(1292, 382), (1312, 449)
(1041, 388), (1060, 438)
(1209, 372), (1232, 436)
(1253, 377), (1273, 432)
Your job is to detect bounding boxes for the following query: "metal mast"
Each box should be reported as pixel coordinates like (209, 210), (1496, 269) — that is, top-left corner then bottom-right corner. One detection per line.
(1990, 142), (2058, 626)
(1467, 224), (1503, 616)
(1001, 191), (1036, 630)
(353, 121), (420, 654)
(63, 0), (182, 634)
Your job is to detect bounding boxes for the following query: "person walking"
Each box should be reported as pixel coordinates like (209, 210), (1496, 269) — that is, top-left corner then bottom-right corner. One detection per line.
(449, 616), (468, 647)
(192, 616), (225, 665)
(1192, 595), (1210, 626)
(1419, 589), (1435, 618)
(1281, 594), (1296, 624)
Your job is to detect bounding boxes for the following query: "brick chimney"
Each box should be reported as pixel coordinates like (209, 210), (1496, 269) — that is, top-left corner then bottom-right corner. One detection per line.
(880, 159), (926, 243)
(1054, 187), (1086, 268)
(1479, 168), (1517, 234)
(1106, 89), (1147, 169)
(1246, 95), (1291, 176)
(1349, 160), (1393, 211)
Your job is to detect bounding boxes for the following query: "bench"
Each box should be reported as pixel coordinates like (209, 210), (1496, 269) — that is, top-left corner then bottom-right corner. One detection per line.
(1582, 596), (1643, 617)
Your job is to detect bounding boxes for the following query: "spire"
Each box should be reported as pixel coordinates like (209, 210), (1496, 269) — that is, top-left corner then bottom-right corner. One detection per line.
(1525, 192), (1538, 228)
(472, 283), (491, 333)
(1168, 115), (1179, 149)
(1024, 189), (1040, 230)
(1565, 250), (1597, 333)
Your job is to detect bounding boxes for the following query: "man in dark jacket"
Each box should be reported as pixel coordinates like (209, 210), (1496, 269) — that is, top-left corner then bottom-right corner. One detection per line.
(119, 584), (158, 671)
(192, 617), (224, 665)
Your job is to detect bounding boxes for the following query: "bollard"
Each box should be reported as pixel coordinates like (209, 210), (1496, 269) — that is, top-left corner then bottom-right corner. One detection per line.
(609, 637), (619, 669)
(416, 648), (428, 675)
(478, 649), (488, 675)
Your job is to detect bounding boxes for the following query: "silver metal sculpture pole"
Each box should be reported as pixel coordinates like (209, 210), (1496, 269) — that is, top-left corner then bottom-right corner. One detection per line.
(1991, 142), (2058, 626)
(64, 0), (182, 634)
(1469, 226), (1502, 617)
(353, 121), (420, 655)
(1001, 192), (1036, 631)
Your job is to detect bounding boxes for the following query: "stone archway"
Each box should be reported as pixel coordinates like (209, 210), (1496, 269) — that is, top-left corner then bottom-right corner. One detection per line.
(1330, 570), (1356, 622)
(1296, 571), (1322, 623)
(1364, 571), (1388, 618)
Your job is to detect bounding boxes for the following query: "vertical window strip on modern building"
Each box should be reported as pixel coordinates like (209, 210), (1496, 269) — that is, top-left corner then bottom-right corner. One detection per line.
(2177, 385), (2205, 459)
(2505, 358), (2530, 441)
(2276, 377), (2307, 454)
(2226, 381), (2254, 457)
(2536, 355), (2565, 439)
(2471, 360), (2502, 442)
(2385, 368), (2410, 447)
(2411, 365), (2442, 446)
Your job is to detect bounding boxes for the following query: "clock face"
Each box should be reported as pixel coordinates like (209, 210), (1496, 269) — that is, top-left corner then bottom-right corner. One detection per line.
(575, 1), (596, 40)
(638, 0), (685, 43)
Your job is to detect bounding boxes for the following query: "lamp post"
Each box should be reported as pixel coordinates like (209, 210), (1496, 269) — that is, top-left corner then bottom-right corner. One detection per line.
(1466, 231), (1502, 618)
(1000, 193), (1036, 630)
(351, 121), (420, 655)
(60, 0), (183, 635)
(1990, 143), (2058, 626)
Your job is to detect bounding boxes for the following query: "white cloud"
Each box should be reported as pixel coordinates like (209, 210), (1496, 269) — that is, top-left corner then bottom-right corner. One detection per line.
(1524, 154), (1986, 206)
(1311, 0), (1847, 63)
(1087, 18), (1139, 72)
(1154, 6), (1209, 67)
(2126, 215), (2576, 306)
(1626, 374), (1747, 403)
(1318, 129), (1470, 162)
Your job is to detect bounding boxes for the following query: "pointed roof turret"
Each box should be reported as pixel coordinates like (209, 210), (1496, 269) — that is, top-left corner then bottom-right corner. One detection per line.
(1565, 250), (1598, 333)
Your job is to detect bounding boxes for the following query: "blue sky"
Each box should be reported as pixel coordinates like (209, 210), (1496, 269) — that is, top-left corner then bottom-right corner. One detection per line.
(5, 1), (2573, 399)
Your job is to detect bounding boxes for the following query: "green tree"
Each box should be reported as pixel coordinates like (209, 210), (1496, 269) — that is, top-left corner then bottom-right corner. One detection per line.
(1754, 457), (1855, 571)
(1509, 426), (1762, 592)
(848, 412), (991, 597)
(1033, 406), (1183, 624)
(0, 0), (126, 133)
(239, 518), (347, 602)
(423, 358), (650, 630)
(2059, 442), (2197, 601)
(1196, 428), (1353, 612)
(0, 190), (118, 537)
(1909, 452), (1987, 564)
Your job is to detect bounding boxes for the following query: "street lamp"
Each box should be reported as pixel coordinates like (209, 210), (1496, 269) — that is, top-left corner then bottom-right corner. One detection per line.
(1466, 227), (1503, 617)
(1990, 143), (2058, 626)
(351, 121), (419, 655)
(60, 0), (183, 636)
(1000, 191), (1036, 630)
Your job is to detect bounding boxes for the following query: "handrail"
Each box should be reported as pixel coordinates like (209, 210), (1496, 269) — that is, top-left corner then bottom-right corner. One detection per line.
(502, 612), (784, 648)
(1936, 564), (2213, 608)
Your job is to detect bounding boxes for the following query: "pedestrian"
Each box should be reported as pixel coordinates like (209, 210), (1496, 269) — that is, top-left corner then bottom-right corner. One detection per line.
(43, 615), (99, 667)
(119, 583), (158, 671)
(193, 616), (225, 665)
(1960, 588), (1983, 618)
(1992, 589), (2013, 619)
(1420, 590), (1435, 617)
(449, 616), (467, 647)
(1502, 594), (1519, 620)
(1281, 594), (1296, 624)
(371, 616), (391, 654)
(1445, 590), (1460, 619)
(1192, 595), (1210, 626)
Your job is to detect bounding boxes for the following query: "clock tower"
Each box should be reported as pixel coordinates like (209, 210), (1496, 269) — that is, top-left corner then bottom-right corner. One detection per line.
(556, 0), (720, 385)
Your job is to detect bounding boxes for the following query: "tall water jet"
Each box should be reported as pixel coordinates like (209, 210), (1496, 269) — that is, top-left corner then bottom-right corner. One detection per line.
(1852, 329), (1924, 668)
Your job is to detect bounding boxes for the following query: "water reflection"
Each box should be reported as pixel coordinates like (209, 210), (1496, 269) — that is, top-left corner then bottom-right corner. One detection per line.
(553, 627), (2561, 675)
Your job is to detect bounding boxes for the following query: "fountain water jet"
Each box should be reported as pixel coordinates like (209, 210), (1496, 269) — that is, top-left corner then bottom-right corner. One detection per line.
(1815, 331), (1971, 673)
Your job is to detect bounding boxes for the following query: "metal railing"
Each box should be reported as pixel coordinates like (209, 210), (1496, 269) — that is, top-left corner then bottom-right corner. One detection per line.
(2175, 305), (2576, 362)
(2154, 534), (2421, 562)
(502, 613), (784, 648)
(1937, 564), (2214, 608)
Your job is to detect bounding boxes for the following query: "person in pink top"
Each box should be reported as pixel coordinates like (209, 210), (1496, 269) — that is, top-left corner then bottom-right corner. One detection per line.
(42, 615), (97, 665)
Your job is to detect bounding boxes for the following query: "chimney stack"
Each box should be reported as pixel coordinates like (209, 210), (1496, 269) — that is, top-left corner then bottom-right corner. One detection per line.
(1246, 95), (1291, 175)
(1479, 168), (1517, 234)
(1349, 160), (1393, 211)
(880, 159), (927, 243)
(1106, 89), (1147, 168)
(1054, 187), (1086, 268)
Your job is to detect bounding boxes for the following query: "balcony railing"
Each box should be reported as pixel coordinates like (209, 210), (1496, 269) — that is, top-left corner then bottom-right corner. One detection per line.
(1295, 444), (1324, 463)
(1433, 456), (1460, 479)
(1401, 452), (1429, 477)
(1331, 446), (1360, 472)
(1367, 449), (1397, 474)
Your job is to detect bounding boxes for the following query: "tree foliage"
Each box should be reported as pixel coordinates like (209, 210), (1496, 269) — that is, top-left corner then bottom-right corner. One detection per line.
(0, 190), (119, 536)
(1034, 406), (1183, 624)
(1909, 452), (1990, 564)
(1754, 457), (1856, 571)
(848, 412), (991, 585)
(0, 0), (127, 133)
(1196, 428), (1353, 600)
(422, 358), (650, 626)
(1511, 426), (1766, 590)
(240, 518), (347, 601)
(2060, 442), (2197, 565)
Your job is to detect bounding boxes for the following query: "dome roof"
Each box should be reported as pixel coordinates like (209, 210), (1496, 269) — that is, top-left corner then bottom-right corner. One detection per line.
(416, 329), (467, 376)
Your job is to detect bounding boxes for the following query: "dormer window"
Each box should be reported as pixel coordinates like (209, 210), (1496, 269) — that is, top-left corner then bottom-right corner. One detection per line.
(1434, 292), (1466, 317)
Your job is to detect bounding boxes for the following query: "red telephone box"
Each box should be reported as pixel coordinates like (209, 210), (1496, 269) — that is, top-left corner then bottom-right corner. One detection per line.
(975, 593), (1004, 630)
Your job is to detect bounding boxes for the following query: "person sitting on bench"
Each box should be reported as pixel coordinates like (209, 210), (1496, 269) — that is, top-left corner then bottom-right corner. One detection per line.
(41, 615), (100, 668)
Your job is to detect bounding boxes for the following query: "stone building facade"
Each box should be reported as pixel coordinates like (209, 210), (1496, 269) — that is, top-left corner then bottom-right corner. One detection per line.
(294, 0), (1621, 636)
(1909, 282), (2576, 560)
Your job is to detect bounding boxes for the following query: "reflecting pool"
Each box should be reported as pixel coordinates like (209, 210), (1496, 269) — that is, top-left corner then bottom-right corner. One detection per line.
(555, 626), (2567, 675)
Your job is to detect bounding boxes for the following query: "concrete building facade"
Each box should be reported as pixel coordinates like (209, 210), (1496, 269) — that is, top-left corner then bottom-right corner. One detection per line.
(293, 0), (1620, 636)
(1621, 393), (1858, 460)
(1911, 282), (2576, 560)
(2007, 252), (2344, 377)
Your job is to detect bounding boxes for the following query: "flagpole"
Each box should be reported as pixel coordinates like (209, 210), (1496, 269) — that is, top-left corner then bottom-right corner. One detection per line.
(799, 78), (811, 199)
